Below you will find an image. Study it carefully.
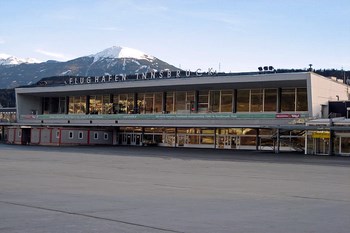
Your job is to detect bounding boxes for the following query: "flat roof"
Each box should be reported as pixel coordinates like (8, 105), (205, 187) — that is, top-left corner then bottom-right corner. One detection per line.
(16, 72), (311, 97)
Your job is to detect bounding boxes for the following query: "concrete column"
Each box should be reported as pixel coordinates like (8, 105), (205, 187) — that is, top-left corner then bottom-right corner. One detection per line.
(194, 91), (199, 113)
(277, 88), (282, 113)
(214, 128), (217, 149)
(256, 128), (260, 151)
(174, 128), (178, 147)
(275, 129), (280, 154)
(232, 89), (237, 113)
(65, 96), (69, 114)
(304, 130), (308, 155)
(328, 130), (334, 156)
(134, 93), (138, 114)
(162, 92), (167, 113)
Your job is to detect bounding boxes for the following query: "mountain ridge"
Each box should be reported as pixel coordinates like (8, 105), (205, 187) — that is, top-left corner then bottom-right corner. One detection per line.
(0, 46), (178, 88)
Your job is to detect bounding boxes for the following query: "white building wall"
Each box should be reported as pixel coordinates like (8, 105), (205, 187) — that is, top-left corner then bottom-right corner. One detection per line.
(309, 73), (350, 118)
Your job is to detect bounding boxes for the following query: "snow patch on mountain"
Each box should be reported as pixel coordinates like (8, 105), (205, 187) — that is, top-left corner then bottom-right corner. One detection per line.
(60, 70), (72, 75)
(0, 53), (41, 65)
(90, 46), (155, 63)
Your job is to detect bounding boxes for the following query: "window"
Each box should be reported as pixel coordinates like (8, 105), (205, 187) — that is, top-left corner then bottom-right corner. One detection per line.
(154, 93), (163, 113)
(68, 96), (86, 114)
(90, 95), (112, 114)
(175, 91), (186, 112)
(264, 89), (277, 111)
(250, 89), (263, 112)
(166, 92), (175, 113)
(104, 133), (109, 140)
(237, 90), (250, 112)
(113, 93), (134, 114)
(69, 131), (74, 139)
(56, 130), (60, 139)
(210, 91), (220, 112)
(185, 92), (195, 111)
(221, 90), (233, 112)
(281, 88), (296, 111)
(296, 88), (308, 111)
(58, 97), (67, 114)
(94, 132), (99, 140)
(198, 91), (209, 112)
(78, 131), (83, 139)
(237, 88), (278, 112)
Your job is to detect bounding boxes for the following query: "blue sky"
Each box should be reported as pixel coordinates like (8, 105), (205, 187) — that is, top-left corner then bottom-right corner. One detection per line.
(0, 0), (349, 72)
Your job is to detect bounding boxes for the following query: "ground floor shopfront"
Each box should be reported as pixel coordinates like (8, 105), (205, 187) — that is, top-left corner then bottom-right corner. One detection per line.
(6, 126), (305, 152)
(306, 130), (350, 156)
(6, 125), (350, 156)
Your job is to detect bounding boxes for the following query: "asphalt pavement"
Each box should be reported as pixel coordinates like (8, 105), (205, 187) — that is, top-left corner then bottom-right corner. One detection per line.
(0, 144), (349, 233)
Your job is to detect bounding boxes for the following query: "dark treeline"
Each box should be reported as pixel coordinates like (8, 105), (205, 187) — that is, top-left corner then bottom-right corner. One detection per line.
(0, 89), (15, 107)
(277, 68), (350, 82)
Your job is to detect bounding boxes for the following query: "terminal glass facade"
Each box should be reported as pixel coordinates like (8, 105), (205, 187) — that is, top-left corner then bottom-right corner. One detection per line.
(44, 87), (307, 115)
(237, 88), (278, 112)
(113, 93), (134, 114)
(281, 88), (307, 112)
(68, 96), (86, 114)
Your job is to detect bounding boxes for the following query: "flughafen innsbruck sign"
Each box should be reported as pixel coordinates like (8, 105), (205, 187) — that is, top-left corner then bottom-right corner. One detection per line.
(63, 68), (217, 86)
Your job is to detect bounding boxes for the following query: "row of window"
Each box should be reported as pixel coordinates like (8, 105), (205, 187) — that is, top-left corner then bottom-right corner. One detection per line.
(42, 88), (308, 115)
(16, 130), (109, 140)
(68, 131), (109, 140)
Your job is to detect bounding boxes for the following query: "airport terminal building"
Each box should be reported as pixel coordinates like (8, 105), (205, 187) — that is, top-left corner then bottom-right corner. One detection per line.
(5, 70), (350, 155)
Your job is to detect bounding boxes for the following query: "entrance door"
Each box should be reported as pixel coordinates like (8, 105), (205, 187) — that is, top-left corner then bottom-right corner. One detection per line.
(21, 128), (31, 145)
(217, 135), (231, 149)
(216, 135), (240, 149)
(120, 133), (142, 146)
(134, 134), (141, 145)
(313, 138), (330, 155)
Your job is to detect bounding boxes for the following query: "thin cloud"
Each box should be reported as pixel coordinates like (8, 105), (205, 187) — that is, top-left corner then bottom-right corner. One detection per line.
(35, 49), (68, 60)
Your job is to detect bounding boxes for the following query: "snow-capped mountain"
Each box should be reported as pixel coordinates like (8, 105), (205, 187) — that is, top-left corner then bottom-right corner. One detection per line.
(0, 46), (178, 88)
(90, 46), (155, 63)
(0, 53), (41, 65)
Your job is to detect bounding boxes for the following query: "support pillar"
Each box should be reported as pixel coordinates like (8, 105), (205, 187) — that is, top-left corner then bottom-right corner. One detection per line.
(328, 130), (334, 156)
(277, 88), (282, 113)
(304, 130), (308, 155)
(275, 128), (280, 154)
(65, 96), (69, 114)
(162, 92), (167, 113)
(256, 128), (260, 151)
(194, 91), (199, 113)
(232, 89), (237, 113)
(174, 128), (178, 147)
(214, 128), (217, 149)
(134, 93), (138, 114)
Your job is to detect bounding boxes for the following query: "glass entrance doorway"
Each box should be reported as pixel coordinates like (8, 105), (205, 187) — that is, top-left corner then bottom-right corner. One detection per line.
(120, 133), (142, 146)
(118, 127), (143, 146)
(217, 135), (239, 149)
(313, 138), (330, 155)
(307, 131), (331, 155)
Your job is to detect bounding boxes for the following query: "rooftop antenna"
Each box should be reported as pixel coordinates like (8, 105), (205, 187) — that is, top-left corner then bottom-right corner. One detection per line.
(308, 64), (313, 71)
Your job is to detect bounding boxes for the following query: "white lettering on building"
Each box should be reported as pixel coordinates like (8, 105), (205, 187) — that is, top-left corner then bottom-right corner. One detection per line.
(64, 68), (217, 85)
